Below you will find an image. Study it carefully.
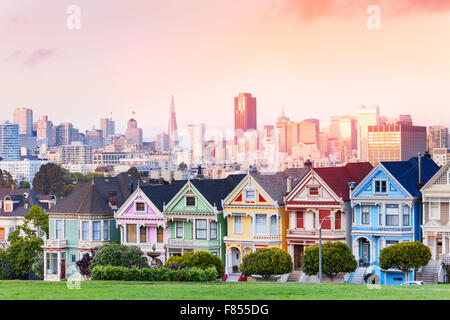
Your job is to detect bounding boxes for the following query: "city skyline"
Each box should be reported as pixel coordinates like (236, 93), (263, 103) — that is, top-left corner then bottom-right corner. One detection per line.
(2, 1), (450, 138)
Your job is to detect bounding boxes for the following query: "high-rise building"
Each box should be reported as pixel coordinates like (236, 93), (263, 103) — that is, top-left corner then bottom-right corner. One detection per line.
(37, 116), (54, 146)
(276, 108), (290, 153)
(428, 125), (448, 151)
(168, 95), (178, 150)
(55, 123), (78, 146)
(13, 108), (33, 136)
(125, 118), (143, 148)
(59, 141), (93, 165)
(155, 132), (169, 152)
(100, 117), (115, 141)
(85, 126), (103, 149)
(357, 105), (380, 161)
(0, 121), (20, 161)
(299, 120), (318, 144)
(367, 122), (427, 165)
(187, 123), (205, 165)
(234, 93), (257, 137)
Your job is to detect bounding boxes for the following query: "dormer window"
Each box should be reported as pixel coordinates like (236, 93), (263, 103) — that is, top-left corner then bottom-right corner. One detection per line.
(135, 202), (145, 212)
(244, 189), (256, 201)
(308, 186), (319, 196)
(185, 196), (196, 207)
(108, 191), (118, 207)
(374, 180), (387, 194)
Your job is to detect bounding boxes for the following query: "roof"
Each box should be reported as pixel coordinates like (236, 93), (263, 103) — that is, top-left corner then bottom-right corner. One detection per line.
(49, 172), (142, 215)
(381, 157), (440, 197)
(313, 162), (373, 201)
(140, 181), (187, 212)
(251, 168), (310, 205)
(0, 188), (50, 217)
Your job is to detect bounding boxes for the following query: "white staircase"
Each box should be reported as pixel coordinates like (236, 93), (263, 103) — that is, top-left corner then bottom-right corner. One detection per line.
(226, 273), (241, 282)
(420, 260), (439, 284)
(350, 267), (367, 284)
(287, 270), (302, 282)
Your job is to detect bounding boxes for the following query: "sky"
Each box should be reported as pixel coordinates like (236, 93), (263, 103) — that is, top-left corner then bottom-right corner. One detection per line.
(1, 0), (450, 140)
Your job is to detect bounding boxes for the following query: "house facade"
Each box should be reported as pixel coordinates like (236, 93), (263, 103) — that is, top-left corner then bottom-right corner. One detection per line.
(222, 169), (309, 274)
(164, 175), (245, 262)
(285, 162), (372, 270)
(43, 173), (139, 281)
(420, 160), (450, 265)
(350, 156), (439, 284)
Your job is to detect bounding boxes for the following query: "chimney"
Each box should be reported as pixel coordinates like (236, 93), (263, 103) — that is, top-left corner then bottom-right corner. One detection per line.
(108, 191), (118, 208)
(416, 152), (424, 190)
(304, 159), (312, 168)
(287, 177), (293, 193)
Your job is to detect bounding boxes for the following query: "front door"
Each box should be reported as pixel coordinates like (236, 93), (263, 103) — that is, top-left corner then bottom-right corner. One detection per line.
(361, 241), (370, 266)
(60, 259), (66, 280)
(293, 245), (304, 270)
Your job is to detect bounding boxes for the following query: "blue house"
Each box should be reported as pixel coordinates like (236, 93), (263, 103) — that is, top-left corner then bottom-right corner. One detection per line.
(349, 156), (439, 285)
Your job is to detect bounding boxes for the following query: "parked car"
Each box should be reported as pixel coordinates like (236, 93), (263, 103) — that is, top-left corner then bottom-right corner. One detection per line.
(400, 281), (424, 285)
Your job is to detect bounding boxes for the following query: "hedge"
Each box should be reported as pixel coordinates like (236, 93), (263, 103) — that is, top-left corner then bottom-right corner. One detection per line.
(91, 265), (218, 282)
(165, 251), (224, 279)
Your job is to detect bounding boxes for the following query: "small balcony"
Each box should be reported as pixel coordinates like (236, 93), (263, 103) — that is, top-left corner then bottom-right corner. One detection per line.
(251, 234), (281, 242)
(44, 239), (68, 249)
(352, 226), (413, 233)
(287, 229), (346, 238)
(167, 238), (194, 248)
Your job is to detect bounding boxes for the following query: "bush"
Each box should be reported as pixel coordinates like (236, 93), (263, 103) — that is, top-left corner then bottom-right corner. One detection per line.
(240, 248), (293, 279)
(90, 243), (148, 269)
(302, 241), (357, 282)
(91, 266), (218, 282)
(164, 251), (224, 279)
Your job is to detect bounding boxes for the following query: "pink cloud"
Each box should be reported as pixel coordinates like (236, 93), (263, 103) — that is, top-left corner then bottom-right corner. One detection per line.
(6, 48), (56, 66)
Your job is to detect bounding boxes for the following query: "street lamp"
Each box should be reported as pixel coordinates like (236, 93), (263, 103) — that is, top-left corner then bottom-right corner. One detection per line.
(319, 214), (332, 283)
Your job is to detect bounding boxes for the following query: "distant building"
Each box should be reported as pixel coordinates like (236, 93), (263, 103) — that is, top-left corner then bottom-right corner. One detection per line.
(155, 132), (169, 152)
(187, 123), (205, 165)
(92, 151), (127, 165)
(428, 126), (448, 152)
(54, 123), (78, 146)
(36, 116), (54, 146)
(0, 159), (49, 185)
(100, 117), (115, 142)
(0, 121), (20, 161)
(431, 148), (449, 167)
(357, 105), (380, 162)
(125, 119), (143, 148)
(234, 93), (257, 137)
(168, 95), (179, 150)
(85, 126), (103, 149)
(13, 108), (33, 136)
(59, 142), (92, 165)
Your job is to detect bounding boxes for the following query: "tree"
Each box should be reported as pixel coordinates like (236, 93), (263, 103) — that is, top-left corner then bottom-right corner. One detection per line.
(303, 242), (357, 282)
(0, 169), (15, 188)
(89, 243), (148, 269)
(32, 163), (72, 196)
(240, 248), (293, 279)
(127, 167), (139, 175)
(379, 241), (431, 282)
(178, 162), (187, 170)
(19, 181), (30, 189)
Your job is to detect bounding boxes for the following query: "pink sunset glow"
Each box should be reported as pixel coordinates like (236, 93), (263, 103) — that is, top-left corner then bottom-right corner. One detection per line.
(1, 0), (450, 139)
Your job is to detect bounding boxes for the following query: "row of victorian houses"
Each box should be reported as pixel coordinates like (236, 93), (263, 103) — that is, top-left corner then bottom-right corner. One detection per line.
(1, 155), (449, 284)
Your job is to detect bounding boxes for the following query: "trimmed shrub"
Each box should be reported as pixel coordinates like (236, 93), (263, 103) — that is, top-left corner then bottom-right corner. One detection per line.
(164, 251), (224, 279)
(165, 255), (185, 270)
(90, 243), (148, 269)
(240, 248), (293, 279)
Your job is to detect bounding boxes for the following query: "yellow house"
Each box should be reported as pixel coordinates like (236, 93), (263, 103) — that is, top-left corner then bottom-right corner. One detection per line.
(222, 169), (309, 274)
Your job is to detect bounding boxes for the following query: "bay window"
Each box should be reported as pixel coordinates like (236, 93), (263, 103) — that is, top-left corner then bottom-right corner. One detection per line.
(386, 204), (399, 226)
(430, 202), (440, 219)
(92, 221), (101, 240)
(196, 219), (207, 239)
(255, 214), (267, 234)
(103, 221), (109, 240)
(210, 221), (217, 239)
(175, 221), (183, 238)
(361, 206), (370, 225)
(81, 221), (89, 240)
(270, 215), (277, 234)
(233, 216), (243, 233)
(402, 206), (410, 226)
(55, 220), (63, 239)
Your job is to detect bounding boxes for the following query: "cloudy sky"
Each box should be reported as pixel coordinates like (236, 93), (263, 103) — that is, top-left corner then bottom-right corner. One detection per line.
(1, 0), (450, 140)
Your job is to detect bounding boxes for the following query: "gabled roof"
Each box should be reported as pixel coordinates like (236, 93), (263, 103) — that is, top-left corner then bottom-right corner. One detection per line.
(313, 162), (373, 201)
(251, 168), (310, 205)
(421, 160), (450, 191)
(0, 188), (49, 217)
(140, 181), (187, 212)
(381, 157), (440, 198)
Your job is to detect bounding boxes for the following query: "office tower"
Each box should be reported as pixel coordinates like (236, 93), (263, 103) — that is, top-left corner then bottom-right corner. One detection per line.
(55, 123), (78, 146)
(299, 120), (318, 144)
(0, 121), (20, 161)
(357, 105), (380, 161)
(37, 116), (54, 146)
(168, 95), (178, 150)
(398, 114), (413, 125)
(318, 132), (329, 157)
(234, 93), (257, 137)
(338, 116), (357, 150)
(85, 126), (103, 149)
(428, 126), (448, 151)
(276, 108), (290, 153)
(187, 123), (205, 165)
(303, 118), (320, 143)
(59, 142), (93, 165)
(367, 122), (427, 165)
(100, 118), (115, 139)
(155, 132), (169, 152)
(125, 118), (143, 148)
(13, 108), (33, 136)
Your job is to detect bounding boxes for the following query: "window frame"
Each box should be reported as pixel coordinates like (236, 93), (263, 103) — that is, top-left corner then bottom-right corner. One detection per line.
(81, 221), (89, 241)
(255, 214), (267, 234)
(244, 189), (256, 201)
(185, 196), (196, 207)
(361, 206), (370, 225)
(430, 202), (440, 220)
(210, 221), (217, 240)
(126, 224), (137, 243)
(195, 219), (207, 240)
(308, 186), (320, 197)
(103, 221), (109, 240)
(233, 215), (243, 234)
(175, 221), (184, 239)
(270, 215), (277, 234)
(140, 226), (147, 243)
(157, 226), (164, 243)
(55, 220), (63, 239)
(374, 179), (388, 194)
(402, 205), (410, 226)
(92, 221), (101, 241)
(135, 201), (146, 212)
(385, 204), (400, 226)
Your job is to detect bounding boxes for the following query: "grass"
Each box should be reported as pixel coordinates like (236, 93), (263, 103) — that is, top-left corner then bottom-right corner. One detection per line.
(0, 280), (449, 300)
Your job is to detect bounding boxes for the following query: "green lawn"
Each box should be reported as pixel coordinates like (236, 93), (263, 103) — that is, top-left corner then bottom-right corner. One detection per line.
(0, 280), (449, 300)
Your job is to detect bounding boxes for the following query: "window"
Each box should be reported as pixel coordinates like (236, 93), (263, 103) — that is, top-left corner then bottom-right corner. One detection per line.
(210, 221), (217, 239)
(140, 226), (147, 243)
(378, 206), (383, 226)
(361, 206), (370, 225)
(386, 240), (399, 246)
(185, 196), (196, 207)
(175, 221), (183, 238)
(71, 254), (76, 263)
(56, 220), (63, 239)
(335, 211), (341, 229)
(297, 211), (304, 228)
(234, 216), (243, 233)
(196, 219), (207, 239)
(308, 186), (319, 196)
(430, 202), (440, 219)
(126, 224), (137, 243)
(157, 227), (164, 243)
(244, 189), (256, 201)
(81, 221), (89, 240)
(270, 215), (277, 234)
(386, 204), (399, 226)
(0, 228), (4, 241)
(103, 221), (109, 240)
(402, 206), (410, 226)
(374, 180), (387, 193)
(92, 221), (101, 240)
(319, 210), (331, 229)
(255, 214), (267, 234)
(46, 253), (58, 275)
(136, 202), (145, 212)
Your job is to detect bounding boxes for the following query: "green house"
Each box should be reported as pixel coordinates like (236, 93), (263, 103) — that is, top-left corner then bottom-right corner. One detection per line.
(164, 175), (245, 262)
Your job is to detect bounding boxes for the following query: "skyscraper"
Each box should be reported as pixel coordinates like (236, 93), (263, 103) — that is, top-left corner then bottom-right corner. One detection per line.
(168, 95), (178, 150)
(55, 123), (78, 146)
(234, 93), (257, 137)
(37, 115), (54, 146)
(187, 123), (205, 165)
(13, 108), (33, 136)
(100, 118), (115, 139)
(357, 105), (380, 161)
(0, 121), (20, 161)
(125, 118), (143, 148)
(428, 125), (448, 151)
